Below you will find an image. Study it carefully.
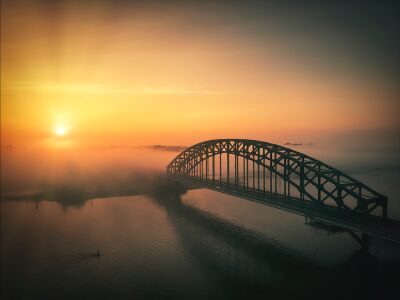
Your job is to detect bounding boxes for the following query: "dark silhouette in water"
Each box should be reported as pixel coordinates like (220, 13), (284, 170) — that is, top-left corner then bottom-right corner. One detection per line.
(150, 191), (400, 298)
(1, 172), (167, 208)
(76, 250), (102, 261)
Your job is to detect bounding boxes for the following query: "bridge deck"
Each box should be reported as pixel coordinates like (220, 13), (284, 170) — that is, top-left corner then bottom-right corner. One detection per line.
(170, 176), (400, 244)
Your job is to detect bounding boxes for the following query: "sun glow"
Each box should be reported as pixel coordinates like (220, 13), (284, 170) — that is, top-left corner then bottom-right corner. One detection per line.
(55, 125), (68, 137)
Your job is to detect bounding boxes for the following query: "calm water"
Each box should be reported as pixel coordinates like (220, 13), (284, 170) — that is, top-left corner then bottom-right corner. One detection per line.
(1, 142), (400, 299)
(2, 188), (400, 299)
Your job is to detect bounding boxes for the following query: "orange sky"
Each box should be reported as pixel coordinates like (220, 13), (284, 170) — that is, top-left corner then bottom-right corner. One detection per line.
(1, 1), (399, 147)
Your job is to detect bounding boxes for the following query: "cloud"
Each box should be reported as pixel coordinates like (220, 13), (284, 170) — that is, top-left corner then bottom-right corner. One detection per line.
(190, 108), (254, 118)
(5, 81), (229, 95)
(85, 145), (187, 152)
(284, 142), (314, 146)
(138, 87), (228, 95)
(145, 145), (187, 152)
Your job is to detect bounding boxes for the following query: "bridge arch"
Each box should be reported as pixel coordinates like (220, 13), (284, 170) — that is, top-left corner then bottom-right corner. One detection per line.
(167, 139), (387, 218)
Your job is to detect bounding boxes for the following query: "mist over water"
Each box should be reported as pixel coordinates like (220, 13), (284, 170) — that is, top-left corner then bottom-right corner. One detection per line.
(2, 133), (400, 215)
(1, 146), (175, 206)
(2, 0), (399, 298)
(2, 136), (400, 299)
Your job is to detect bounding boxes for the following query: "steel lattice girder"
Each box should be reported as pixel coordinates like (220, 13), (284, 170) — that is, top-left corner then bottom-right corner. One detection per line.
(167, 139), (387, 218)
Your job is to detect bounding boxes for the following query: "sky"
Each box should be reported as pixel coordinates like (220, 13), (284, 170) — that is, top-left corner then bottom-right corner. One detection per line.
(1, 0), (400, 147)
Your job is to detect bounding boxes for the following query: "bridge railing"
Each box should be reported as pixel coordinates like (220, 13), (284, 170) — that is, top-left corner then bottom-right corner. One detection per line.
(167, 139), (387, 219)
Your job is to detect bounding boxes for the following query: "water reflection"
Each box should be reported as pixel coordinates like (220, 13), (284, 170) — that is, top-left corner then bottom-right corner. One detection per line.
(150, 193), (320, 294)
(2, 191), (399, 299)
(153, 192), (399, 297)
(1, 142), (400, 298)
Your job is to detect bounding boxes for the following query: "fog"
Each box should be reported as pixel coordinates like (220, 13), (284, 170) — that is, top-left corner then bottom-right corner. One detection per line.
(1, 135), (399, 213)
(1, 145), (181, 207)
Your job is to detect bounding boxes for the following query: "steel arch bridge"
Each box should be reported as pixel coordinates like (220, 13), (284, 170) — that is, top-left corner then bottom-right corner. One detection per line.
(167, 139), (388, 220)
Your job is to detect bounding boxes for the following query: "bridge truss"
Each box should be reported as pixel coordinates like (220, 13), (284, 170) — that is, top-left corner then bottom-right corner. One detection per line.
(167, 139), (387, 219)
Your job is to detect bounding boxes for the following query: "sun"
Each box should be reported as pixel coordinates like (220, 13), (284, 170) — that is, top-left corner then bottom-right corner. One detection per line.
(54, 125), (68, 137)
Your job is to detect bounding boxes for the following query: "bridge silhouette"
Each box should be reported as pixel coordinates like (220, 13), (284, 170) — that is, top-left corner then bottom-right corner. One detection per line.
(150, 194), (398, 296)
(166, 139), (400, 244)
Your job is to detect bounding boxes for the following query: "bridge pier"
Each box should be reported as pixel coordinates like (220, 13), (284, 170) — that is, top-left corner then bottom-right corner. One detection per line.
(383, 199), (388, 219)
(345, 230), (370, 251)
(152, 176), (189, 198)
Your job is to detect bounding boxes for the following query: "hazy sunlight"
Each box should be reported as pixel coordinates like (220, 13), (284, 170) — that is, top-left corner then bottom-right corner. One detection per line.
(54, 125), (68, 137)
